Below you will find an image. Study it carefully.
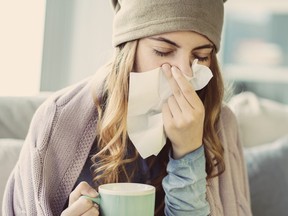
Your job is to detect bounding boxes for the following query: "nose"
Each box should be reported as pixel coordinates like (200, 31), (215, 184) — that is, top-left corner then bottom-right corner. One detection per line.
(170, 55), (193, 77)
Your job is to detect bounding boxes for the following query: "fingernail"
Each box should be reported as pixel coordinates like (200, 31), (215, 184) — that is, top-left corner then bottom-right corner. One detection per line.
(171, 66), (178, 76)
(89, 188), (98, 197)
(161, 64), (171, 77)
(161, 64), (171, 71)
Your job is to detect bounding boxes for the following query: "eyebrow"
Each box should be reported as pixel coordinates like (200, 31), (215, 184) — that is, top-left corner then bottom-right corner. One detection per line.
(148, 36), (214, 51)
(148, 37), (180, 48)
(193, 44), (214, 51)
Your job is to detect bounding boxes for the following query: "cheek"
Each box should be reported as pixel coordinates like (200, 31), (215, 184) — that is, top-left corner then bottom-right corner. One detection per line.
(135, 56), (162, 72)
(202, 61), (211, 67)
(197, 58), (211, 68)
(134, 48), (164, 72)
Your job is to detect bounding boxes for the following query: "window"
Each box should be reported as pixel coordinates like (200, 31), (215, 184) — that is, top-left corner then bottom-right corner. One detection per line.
(221, 0), (288, 103)
(0, 0), (46, 96)
(0, 1), (113, 95)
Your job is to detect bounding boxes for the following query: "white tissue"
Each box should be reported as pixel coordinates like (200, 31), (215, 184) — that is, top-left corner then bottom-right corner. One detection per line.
(127, 59), (213, 158)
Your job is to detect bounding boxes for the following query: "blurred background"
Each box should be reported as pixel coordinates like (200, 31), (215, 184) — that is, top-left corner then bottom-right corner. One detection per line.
(0, 0), (288, 216)
(0, 0), (113, 96)
(222, 0), (288, 104)
(1, 0), (288, 100)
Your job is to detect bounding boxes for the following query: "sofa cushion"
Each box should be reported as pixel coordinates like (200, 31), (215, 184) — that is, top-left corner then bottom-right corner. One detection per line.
(244, 135), (288, 216)
(0, 138), (23, 210)
(228, 92), (288, 147)
(0, 95), (47, 139)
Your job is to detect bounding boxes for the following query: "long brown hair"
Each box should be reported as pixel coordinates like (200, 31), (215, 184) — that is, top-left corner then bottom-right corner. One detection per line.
(91, 40), (225, 213)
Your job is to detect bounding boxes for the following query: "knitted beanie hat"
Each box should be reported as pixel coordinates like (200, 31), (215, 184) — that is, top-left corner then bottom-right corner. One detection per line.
(111, 0), (226, 51)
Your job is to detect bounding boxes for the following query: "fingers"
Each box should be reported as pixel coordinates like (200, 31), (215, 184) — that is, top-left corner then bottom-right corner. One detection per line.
(69, 181), (98, 206)
(82, 206), (100, 216)
(162, 64), (202, 110)
(162, 102), (172, 123)
(62, 196), (99, 216)
(161, 64), (205, 158)
(61, 181), (99, 216)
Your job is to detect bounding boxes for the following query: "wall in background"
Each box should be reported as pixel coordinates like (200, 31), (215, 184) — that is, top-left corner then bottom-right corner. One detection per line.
(0, 0), (46, 96)
(41, 0), (114, 91)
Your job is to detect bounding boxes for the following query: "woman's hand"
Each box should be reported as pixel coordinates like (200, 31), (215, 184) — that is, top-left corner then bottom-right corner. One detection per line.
(162, 64), (205, 159)
(61, 181), (99, 216)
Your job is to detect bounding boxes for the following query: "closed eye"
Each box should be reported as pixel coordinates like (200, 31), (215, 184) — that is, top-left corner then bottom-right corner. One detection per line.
(153, 49), (173, 57)
(194, 55), (209, 62)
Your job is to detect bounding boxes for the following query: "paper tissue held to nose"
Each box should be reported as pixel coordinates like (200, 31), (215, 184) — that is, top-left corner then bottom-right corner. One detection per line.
(127, 59), (213, 158)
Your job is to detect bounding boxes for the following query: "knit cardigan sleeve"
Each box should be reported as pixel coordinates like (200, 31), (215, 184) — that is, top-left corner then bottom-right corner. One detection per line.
(2, 95), (57, 216)
(2, 78), (97, 216)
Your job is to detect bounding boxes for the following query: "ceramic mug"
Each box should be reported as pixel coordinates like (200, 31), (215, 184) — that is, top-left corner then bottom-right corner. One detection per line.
(83, 183), (155, 216)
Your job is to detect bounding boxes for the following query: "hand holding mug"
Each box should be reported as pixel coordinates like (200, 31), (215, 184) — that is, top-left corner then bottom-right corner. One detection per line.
(61, 181), (99, 216)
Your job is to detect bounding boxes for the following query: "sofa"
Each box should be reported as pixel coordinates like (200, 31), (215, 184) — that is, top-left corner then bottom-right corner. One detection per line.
(0, 95), (48, 214)
(1, 92), (288, 215)
(228, 92), (288, 216)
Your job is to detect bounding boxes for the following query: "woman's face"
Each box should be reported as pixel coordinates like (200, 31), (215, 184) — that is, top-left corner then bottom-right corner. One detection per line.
(134, 31), (214, 76)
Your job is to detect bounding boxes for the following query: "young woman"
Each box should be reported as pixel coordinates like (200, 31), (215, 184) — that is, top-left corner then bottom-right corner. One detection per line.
(3, 0), (252, 215)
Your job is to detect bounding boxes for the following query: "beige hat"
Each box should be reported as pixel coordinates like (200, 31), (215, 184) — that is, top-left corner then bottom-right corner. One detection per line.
(111, 0), (226, 51)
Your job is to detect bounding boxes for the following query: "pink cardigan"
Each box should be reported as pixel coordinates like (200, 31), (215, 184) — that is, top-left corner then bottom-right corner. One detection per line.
(2, 78), (252, 216)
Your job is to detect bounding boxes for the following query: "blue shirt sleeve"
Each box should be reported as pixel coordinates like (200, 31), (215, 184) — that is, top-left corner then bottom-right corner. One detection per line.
(162, 146), (210, 216)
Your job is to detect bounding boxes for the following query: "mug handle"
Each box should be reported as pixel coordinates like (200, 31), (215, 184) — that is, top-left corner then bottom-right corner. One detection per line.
(81, 195), (101, 205)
